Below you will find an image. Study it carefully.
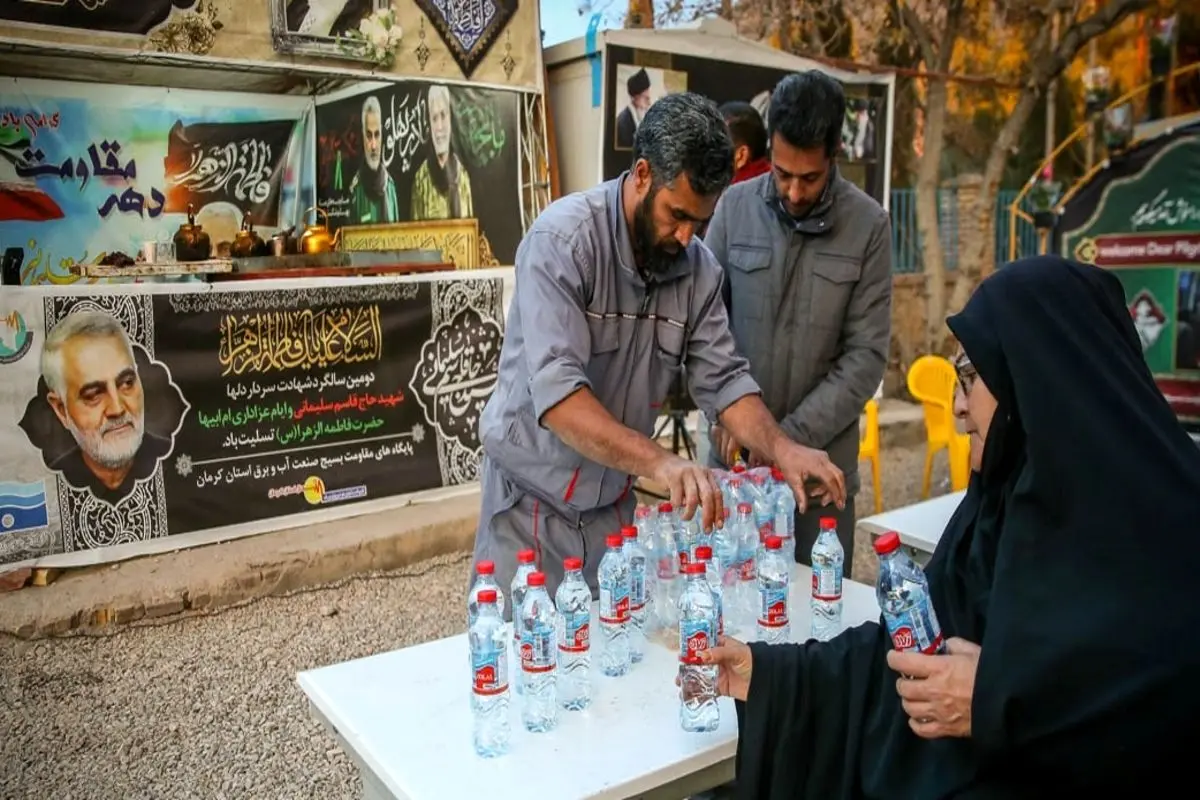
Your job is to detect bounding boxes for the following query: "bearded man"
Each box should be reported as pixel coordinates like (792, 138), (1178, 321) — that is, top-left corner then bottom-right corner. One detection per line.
(411, 83), (473, 221)
(469, 92), (847, 606)
(348, 94), (399, 224)
(41, 311), (170, 504)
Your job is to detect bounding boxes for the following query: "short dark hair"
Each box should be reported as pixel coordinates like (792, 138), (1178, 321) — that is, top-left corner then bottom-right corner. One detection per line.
(768, 71), (845, 158)
(631, 92), (733, 197)
(719, 101), (767, 160)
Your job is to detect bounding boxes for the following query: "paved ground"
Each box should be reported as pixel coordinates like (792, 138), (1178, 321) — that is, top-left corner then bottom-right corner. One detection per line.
(0, 443), (952, 800)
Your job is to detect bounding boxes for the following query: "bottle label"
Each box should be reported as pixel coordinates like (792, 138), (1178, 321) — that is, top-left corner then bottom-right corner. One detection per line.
(775, 509), (790, 538)
(599, 580), (630, 624)
(559, 609), (590, 653)
(812, 564), (843, 602)
(520, 622), (556, 672)
(677, 548), (690, 570)
(657, 555), (675, 580)
(629, 560), (646, 610)
(472, 642), (509, 695)
(883, 603), (945, 654)
(759, 585), (788, 627)
(738, 557), (756, 582)
(679, 617), (715, 664)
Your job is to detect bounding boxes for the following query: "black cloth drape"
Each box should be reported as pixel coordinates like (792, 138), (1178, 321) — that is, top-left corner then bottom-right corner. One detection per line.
(734, 256), (1200, 798)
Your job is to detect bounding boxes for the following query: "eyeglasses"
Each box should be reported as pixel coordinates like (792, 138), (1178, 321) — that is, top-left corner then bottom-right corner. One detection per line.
(953, 353), (977, 395)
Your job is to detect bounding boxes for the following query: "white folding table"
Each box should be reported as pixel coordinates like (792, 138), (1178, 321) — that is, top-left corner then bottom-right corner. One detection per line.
(297, 566), (881, 800)
(856, 490), (966, 564)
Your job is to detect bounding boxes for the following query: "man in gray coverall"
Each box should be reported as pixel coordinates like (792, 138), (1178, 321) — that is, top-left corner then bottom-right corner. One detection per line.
(472, 92), (846, 606)
(704, 71), (892, 565)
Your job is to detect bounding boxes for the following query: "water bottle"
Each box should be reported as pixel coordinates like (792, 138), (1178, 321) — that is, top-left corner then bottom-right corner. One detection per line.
(770, 467), (797, 563)
(598, 533), (632, 676)
(555, 557), (591, 711)
(467, 560), (505, 629)
(694, 544), (723, 637)
(654, 502), (681, 633)
(634, 504), (658, 635)
(678, 562), (720, 732)
(756, 534), (790, 644)
(874, 531), (946, 654)
(518, 571), (558, 732)
(732, 502), (759, 632)
(510, 549), (537, 695)
(708, 512), (740, 636)
(621, 525), (648, 663)
(811, 516), (844, 641)
(469, 588), (510, 757)
(748, 471), (776, 535)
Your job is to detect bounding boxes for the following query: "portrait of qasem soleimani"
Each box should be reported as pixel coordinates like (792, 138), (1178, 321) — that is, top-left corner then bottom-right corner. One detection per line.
(18, 311), (187, 507)
(285, 0), (375, 38)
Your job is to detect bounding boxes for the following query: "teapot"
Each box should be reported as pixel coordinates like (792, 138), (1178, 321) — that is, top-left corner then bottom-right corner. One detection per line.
(173, 203), (212, 262)
(299, 206), (342, 255)
(230, 214), (267, 258)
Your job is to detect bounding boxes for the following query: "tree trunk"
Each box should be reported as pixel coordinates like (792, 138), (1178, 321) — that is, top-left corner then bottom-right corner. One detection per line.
(918, 78), (951, 353)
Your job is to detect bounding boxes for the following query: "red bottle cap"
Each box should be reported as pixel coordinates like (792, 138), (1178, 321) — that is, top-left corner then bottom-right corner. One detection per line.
(820, 517), (837, 531)
(771, 466), (784, 482)
(527, 572), (546, 587)
(764, 535), (782, 550)
(737, 502), (752, 513)
(517, 549), (536, 564)
(873, 531), (901, 555)
(635, 505), (651, 519)
(695, 546), (713, 561)
(658, 501), (674, 513)
(476, 560), (495, 575)
(564, 557), (582, 571)
(477, 589), (497, 604)
(606, 533), (623, 548)
(683, 562), (707, 575)
(621, 525), (638, 539)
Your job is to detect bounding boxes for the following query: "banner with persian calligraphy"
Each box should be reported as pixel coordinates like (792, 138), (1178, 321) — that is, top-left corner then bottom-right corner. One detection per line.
(314, 79), (522, 265)
(0, 0), (196, 35)
(0, 78), (311, 285)
(0, 276), (504, 568)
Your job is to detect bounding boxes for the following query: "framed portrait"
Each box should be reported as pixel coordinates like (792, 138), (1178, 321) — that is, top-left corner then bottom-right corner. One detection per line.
(270, 0), (390, 61)
(612, 64), (688, 152)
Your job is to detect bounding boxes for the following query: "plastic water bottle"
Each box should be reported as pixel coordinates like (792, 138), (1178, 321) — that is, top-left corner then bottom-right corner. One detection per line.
(756, 535), (790, 644)
(732, 502), (759, 632)
(469, 588), (510, 757)
(770, 467), (797, 563)
(694, 545), (723, 637)
(634, 504), (658, 634)
(653, 503), (681, 633)
(748, 471), (776, 534)
(467, 560), (505, 629)
(555, 557), (591, 711)
(708, 512), (740, 636)
(621, 525), (648, 663)
(518, 571), (558, 732)
(510, 549), (537, 695)
(678, 562), (720, 732)
(811, 517), (844, 641)
(598, 533), (632, 676)
(874, 531), (946, 654)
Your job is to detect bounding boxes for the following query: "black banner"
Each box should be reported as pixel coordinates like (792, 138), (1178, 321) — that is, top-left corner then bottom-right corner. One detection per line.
(314, 80), (523, 264)
(3, 278), (504, 566)
(0, 0), (196, 35)
(163, 119), (298, 227)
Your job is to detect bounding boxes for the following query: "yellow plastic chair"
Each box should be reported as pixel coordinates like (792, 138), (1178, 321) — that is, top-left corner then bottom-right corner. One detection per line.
(948, 430), (971, 492)
(906, 355), (970, 498)
(859, 398), (883, 514)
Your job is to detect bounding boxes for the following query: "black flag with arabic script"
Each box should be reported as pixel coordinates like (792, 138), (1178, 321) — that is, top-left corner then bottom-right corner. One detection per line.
(0, 0), (197, 34)
(163, 119), (297, 226)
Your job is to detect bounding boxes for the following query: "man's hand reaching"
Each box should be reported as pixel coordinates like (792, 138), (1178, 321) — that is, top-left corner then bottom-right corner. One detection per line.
(652, 454), (725, 532)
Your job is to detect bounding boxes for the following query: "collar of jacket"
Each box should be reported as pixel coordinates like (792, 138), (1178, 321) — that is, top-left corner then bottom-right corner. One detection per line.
(760, 163), (841, 236)
(732, 157), (771, 184)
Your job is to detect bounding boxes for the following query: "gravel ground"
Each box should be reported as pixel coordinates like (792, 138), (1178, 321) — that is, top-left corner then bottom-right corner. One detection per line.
(0, 442), (953, 800)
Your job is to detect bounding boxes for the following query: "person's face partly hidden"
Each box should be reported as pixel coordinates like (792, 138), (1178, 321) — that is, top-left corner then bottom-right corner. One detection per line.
(632, 90), (652, 113)
(47, 335), (146, 471)
(770, 132), (832, 218)
(363, 109), (382, 171)
(429, 92), (452, 159)
(630, 158), (718, 275)
(952, 348), (998, 473)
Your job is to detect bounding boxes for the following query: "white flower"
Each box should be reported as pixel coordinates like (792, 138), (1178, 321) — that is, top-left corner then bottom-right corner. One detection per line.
(386, 23), (403, 47)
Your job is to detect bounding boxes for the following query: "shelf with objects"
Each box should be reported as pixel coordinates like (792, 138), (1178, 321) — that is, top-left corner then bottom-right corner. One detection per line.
(0, 0), (549, 576)
(1007, 56), (1200, 446)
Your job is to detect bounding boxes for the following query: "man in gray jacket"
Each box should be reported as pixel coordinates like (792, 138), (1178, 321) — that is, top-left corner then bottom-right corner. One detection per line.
(472, 92), (846, 604)
(704, 71), (892, 564)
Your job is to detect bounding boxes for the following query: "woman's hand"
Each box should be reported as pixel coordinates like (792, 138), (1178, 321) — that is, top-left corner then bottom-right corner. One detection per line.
(886, 637), (981, 739)
(699, 636), (754, 702)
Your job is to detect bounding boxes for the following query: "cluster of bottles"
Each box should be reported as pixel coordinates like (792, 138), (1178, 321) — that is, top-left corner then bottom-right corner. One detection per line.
(465, 528), (652, 757)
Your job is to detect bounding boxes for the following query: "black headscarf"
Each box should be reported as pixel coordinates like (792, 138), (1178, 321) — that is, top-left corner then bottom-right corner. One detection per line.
(734, 256), (1200, 798)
